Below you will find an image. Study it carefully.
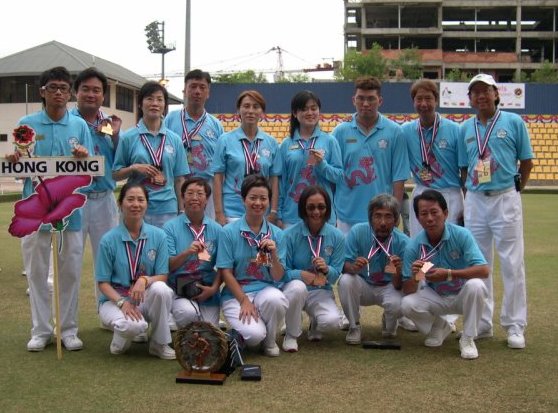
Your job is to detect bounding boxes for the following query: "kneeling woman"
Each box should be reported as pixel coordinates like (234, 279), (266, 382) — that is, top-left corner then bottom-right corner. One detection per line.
(217, 175), (288, 357)
(95, 182), (175, 359)
(281, 186), (345, 352)
(163, 177), (223, 328)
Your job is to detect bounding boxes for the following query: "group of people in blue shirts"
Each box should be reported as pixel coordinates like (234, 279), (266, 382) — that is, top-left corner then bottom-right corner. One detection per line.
(11, 66), (532, 362)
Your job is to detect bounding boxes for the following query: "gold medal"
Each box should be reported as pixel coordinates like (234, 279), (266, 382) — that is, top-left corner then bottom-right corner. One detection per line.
(100, 122), (113, 136)
(478, 158), (492, 184)
(198, 249), (211, 262)
(256, 250), (271, 267)
(419, 168), (433, 183)
(151, 171), (167, 186)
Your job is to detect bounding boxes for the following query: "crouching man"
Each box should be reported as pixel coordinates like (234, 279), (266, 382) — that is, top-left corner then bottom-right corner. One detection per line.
(401, 190), (489, 359)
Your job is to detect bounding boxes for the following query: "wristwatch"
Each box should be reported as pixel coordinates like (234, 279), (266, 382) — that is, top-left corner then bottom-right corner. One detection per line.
(116, 297), (126, 309)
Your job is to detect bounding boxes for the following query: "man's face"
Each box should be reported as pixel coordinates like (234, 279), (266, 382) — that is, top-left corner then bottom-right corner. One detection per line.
(184, 78), (209, 108)
(417, 199), (448, 238)
(413, 88), (437, 119)
(469, 82), (499, 112)
(76, 77), (105, 113)
(370, 207), (396, 239)
(352, 88), (382, 120)
(40, 80), (72, 110)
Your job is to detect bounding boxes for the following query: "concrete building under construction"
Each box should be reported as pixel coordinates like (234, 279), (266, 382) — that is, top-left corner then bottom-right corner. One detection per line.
(343, 0), (558, 81)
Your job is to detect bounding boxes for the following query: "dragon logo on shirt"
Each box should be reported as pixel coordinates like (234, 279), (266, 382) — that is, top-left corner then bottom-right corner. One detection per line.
(246, 261), (265, 280)
(345, 156), (376, 189)
(191, 144), (208, 171)
(289, 165), (317, 202)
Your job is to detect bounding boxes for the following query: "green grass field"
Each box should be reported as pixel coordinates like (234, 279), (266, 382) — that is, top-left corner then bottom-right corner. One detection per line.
(0, 194), (556, 413)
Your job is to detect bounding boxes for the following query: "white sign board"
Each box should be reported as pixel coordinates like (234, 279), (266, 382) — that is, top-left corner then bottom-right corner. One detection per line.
(440, 82), (525, 109)
(0, 156), (105, 178)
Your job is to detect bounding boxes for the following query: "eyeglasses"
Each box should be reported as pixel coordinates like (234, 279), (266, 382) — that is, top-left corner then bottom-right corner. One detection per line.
(306, 204), (327, 211)
(185, 191), (206, 199)
(42, 84), (71, 93)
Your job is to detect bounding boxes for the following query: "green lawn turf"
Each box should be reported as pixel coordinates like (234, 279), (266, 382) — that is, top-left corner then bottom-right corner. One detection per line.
(0, 194), (556, 413)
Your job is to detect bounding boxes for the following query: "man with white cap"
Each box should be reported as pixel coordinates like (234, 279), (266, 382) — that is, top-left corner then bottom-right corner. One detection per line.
(458, 74), (533, 349)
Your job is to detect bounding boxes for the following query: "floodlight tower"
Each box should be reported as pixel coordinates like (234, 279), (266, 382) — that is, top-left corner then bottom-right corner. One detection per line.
(145, 20), (176, 83)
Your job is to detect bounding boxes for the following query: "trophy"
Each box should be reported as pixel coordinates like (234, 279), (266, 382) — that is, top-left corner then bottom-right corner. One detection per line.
(174, 321), (229, 384)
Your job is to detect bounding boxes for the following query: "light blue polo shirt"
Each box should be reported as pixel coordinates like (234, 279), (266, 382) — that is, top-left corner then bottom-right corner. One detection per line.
(113, 119), (190, 215)
(70, 107), (116, 192)
(18, 110), (94, 231)
(402, 223), (487, 296)
(278, 127), (343, 225)
(211, 127), (281, 218)
(95, 221), (169, 304)
(216, 216), (286, 301)
(458, 111), (533, 191)
(345, 223), (410, 286)
(283, 221), (345, 291)
(332, 113), (410, 224)
(163, 214), (223, 306)
(164, 109), (224, 180)
(401, 115), (462, 189)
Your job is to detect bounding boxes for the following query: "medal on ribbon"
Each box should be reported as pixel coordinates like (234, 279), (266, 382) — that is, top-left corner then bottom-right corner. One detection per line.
(139, 133), (167, 187)
(241, 228), (271, 267)
(181, 110), (207, 165)
(474, 111), (501, 185)
(417, 114), (440, 184)
(241, 139), (261, 176)
(189, 223), (210, 262)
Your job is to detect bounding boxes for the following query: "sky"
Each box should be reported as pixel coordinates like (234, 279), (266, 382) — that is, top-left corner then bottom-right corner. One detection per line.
(0, 0), (345, 97)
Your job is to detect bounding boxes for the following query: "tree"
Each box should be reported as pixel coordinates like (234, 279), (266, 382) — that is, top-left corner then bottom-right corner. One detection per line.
(276, 73), (311, 83)
(213, 70), (268, 83)
(336, 43), (387, 81)
(529, 61), (558, 83)
(445, 68), (470, 82)
(391, 48), (423, 80)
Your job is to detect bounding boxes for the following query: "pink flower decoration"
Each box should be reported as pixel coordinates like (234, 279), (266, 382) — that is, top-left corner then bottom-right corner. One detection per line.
(9, 175), (92, 237)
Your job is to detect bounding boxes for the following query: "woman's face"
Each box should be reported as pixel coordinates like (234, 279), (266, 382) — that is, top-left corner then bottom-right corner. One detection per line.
(120, 187), (148, 220)
(305, 192), (328, 228)
(141, 90), (166, 121)
(295, 99), (320, 131)
(238, 95), (263, 127)
(183, 183), (208, 214)
(243, 186), (270, 219)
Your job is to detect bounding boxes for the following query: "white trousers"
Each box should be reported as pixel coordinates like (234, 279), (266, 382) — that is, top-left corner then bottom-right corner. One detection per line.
(465, 190), (527, 333)
(81, 192), (118, 303)
(172, 295), (220, 328)
(410, 185), (464, 238)
(99, 281), (173, 345)
(338, 273), (402, 331)
(401, 278), (488, 338)
(23, 230), (83, 340)
(222, 287), (288, 348)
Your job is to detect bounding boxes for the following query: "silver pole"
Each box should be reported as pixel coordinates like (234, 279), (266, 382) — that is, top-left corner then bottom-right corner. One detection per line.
(185, 0), (191, 73)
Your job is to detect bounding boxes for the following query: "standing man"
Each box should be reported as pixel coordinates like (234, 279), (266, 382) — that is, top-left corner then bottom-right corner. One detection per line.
(401, 79), (464, 237)
(459, 74), (533, 349)
(71, 68), (121, 270)
(164, 69), (224, 219)
(332, 76), (409, 236)
(338, 194), (410, 344)
(7, 66), (93, 351)
(401, 190), (489, 360)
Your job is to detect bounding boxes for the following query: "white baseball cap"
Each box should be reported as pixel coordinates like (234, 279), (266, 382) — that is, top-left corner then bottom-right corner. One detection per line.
(468, 74), (497, 91)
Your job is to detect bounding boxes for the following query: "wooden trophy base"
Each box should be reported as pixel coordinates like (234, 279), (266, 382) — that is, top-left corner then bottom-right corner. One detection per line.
(176, 370), (227, 385)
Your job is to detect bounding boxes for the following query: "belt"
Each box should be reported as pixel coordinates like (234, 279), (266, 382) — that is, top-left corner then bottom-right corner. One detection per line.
(87, 190), (110, 199)
(481, 187), (515, 197)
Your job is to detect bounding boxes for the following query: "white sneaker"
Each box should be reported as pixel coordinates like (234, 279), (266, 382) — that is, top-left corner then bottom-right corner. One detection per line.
(424, 319), (452, 347)
(282, 334), (298, 353)
(382, 314), (397, 339)
(340, 314), (350, 331)
(263, 342), (280, 357)
(110, 333), (132, 355)
(345, 325), (362, 345)
(62, 335), (83, 351)
(398, 316), (418, 332)
(459, 335), (479, 359)
(27, 336), (52, 352)
(307, 319), (323, 342)
(132, 332), (148, 343)
(507, 330), (526, 349)
(149, 342), (176, 360)
(168, 314), (178, 332)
